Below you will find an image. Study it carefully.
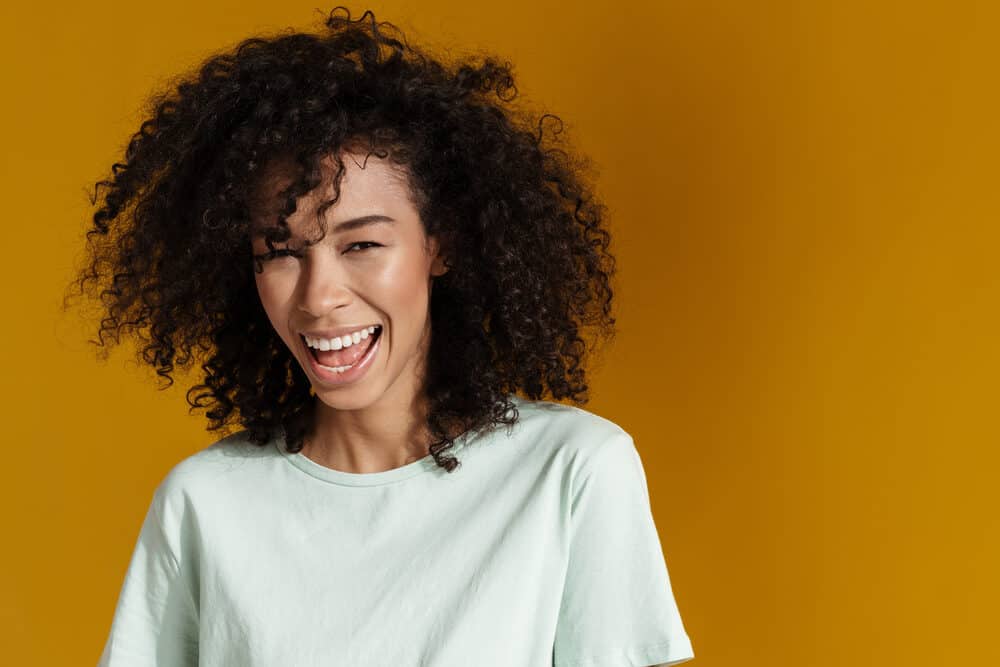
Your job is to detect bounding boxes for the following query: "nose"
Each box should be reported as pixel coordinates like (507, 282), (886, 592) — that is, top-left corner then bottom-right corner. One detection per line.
(295, 252), (353, 319)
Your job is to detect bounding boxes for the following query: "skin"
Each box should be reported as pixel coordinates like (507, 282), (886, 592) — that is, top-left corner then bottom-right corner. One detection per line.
(251, 150), (449, 474)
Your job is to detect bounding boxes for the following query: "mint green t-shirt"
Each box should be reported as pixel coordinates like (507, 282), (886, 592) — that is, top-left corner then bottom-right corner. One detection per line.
(98, 395), (694, 666)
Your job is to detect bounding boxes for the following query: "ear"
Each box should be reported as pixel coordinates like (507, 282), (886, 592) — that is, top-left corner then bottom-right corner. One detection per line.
(431, 255), (449, 277)
(428, 236), (450, 277)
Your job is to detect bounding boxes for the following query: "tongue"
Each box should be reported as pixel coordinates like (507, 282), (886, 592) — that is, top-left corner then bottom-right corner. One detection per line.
(315, 335), (373, 368)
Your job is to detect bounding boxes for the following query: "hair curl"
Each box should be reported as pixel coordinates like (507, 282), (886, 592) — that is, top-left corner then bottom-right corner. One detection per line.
(64, 6), (617, 473)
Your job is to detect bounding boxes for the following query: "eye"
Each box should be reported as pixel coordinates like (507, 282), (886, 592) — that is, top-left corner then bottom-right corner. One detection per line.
(345, 241), (382, 253)
(254, 248), (303, 261)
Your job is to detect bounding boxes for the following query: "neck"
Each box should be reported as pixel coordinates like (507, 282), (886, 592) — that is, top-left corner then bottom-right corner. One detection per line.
(301, 393), (433, 474)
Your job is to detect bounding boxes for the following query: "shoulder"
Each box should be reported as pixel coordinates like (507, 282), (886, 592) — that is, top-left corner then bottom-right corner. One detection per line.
(507, 395), (635, 466)
(502, 397), (650, 519)
(150, 429), (273, 516)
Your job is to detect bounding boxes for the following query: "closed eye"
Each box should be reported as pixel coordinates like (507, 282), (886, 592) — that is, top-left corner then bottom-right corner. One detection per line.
(253, 242), (380, 263)
(254, 248), (302, 261)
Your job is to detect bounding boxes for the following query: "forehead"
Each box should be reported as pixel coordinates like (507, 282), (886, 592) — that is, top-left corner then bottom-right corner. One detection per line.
(249, 150), (417, 237)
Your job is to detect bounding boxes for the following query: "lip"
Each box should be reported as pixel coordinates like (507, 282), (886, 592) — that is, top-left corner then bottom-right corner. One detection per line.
(302, 327), (382, 386)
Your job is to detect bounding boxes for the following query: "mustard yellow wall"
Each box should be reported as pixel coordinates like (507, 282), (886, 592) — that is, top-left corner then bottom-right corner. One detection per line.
(1, 1), (997, 664)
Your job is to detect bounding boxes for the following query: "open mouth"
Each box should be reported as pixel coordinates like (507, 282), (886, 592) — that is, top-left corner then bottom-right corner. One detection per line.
(301, 326), (382, 370)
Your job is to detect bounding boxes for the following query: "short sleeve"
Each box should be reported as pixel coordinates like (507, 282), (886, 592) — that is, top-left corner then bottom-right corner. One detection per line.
(553, 433), (695, 667)
(97, 485), (199, 666)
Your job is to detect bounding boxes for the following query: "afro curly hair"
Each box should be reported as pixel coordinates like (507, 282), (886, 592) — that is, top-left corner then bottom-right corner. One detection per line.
(65, 6), (618, 473)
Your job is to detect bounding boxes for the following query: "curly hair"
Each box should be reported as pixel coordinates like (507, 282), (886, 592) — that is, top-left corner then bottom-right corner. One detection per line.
(64, 6), (617, 473)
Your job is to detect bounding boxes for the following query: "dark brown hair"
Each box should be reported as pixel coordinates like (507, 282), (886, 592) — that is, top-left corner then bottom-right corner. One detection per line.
(65, 6), (617, 472)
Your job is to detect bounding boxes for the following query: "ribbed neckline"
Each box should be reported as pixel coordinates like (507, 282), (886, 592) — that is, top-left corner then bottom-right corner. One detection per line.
(272, 395), (524, 487)
(274, 394), (524, 486)
(274, 429), (473, 487)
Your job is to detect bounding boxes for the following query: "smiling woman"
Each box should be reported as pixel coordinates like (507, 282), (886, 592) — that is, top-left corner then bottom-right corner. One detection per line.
(250, 151), (449, 415)
(67, 6), (695, 667)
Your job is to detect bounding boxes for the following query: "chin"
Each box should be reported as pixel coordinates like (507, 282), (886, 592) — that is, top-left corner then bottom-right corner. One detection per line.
(312, 383), (380, 410)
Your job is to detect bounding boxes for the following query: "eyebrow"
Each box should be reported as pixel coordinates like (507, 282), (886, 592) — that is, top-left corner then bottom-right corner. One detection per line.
(252, 214), (395, 238)
(330, 214), (396, 233)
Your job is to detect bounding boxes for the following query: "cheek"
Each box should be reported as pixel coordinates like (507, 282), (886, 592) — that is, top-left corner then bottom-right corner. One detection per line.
(254, 274), (292, 326)
(368, 254), (433, 309)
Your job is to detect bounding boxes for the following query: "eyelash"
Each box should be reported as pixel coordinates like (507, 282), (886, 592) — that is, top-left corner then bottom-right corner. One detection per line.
(346, 241), (382, 253)
(255, 242), (382, 261)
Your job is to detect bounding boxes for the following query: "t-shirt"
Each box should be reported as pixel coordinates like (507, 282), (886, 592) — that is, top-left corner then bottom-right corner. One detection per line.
(97, 394), (695, 667)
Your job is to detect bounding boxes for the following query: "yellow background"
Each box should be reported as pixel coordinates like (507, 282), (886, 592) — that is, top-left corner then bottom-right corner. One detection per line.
(2, 1), (998, 664)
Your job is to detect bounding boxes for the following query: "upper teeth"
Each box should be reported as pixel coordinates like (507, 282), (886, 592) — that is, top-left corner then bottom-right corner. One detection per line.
(305, 326), (379, 351)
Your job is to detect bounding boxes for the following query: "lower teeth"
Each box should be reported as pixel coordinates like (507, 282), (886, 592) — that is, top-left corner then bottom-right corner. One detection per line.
(319, 361), (355, 374)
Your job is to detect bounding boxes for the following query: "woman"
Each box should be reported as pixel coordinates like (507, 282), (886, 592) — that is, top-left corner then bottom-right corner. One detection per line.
(75, 7), (695, 666)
